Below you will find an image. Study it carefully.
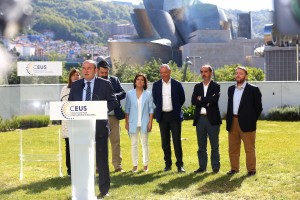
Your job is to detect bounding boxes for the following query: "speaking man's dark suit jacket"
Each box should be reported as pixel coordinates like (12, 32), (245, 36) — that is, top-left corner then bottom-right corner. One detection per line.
(226, 83), (262, 132)
(152, 78), (185, 122)
(68, 77), (118, 195)
(191, 80), (222, 126)
(109, 76), (126, 120)
(68, 77), (119, 137)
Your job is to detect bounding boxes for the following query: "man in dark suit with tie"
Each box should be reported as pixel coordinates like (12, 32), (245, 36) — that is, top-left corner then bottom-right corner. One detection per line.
(226, 66), (262, 177)
(68, 60), (118, 198)
(191, 64), (222, 174)
(97, 60), (126, 173)
(152, 64), (186, 173)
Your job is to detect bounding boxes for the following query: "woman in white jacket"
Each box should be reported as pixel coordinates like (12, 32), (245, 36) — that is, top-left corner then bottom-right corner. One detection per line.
(125, 73), (154, 172)
(60, 69), (80, 176)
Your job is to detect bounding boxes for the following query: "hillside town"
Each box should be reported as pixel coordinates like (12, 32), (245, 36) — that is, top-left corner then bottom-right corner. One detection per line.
(1, 22), (136, 61)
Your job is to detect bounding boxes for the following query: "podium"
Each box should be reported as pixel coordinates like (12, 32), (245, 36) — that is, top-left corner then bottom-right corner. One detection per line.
(50, 101), (107, 200)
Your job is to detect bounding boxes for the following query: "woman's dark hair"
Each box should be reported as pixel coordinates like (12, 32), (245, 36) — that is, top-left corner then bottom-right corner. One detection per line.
(67, 69), (80, 88)
(133, 73), (148, 90)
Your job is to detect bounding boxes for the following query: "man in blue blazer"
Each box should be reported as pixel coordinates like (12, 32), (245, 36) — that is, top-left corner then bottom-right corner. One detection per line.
(152, 64), (186, 172)
(97, 60), (126, 173)
(69, 60), (118, 198)
(226, 66), (262, 177)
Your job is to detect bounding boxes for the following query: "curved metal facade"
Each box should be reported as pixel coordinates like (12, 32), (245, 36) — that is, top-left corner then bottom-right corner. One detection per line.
(219, 9), (230, 30)
(188, 4), (220, 30)
(131, 9), (158, 38)
(143, 0), (164, 11)
(109, 39), (172, 68)
(147, 10), (179, 48)
(109, 0), (232, 67)
(169, 7), (190, 45)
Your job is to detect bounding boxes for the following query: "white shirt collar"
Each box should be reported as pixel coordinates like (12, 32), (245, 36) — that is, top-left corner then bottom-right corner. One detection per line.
(203, 80), (211, 87)
(162, 78), (171, 84)
(235, 81), (247, 89)
(85, 77), (96, 84)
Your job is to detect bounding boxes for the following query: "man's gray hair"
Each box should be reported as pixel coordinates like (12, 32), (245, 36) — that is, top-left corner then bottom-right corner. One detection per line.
(160, 64), (171, 70)
(201, 64), (213, 72)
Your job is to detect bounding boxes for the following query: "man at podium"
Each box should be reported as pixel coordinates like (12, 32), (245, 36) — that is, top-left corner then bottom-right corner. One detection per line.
(69, 60), (118, 198)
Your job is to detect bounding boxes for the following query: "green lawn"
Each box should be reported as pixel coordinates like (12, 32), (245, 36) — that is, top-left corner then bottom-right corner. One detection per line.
(0, 120), (299, 199)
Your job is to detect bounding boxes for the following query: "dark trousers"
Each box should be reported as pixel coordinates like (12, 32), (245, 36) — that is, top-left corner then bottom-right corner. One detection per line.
(64, 138), (71, 175)
(95, 135), (110, 195)
(196, 116), (220, 171)
(159, 111), (183, 168)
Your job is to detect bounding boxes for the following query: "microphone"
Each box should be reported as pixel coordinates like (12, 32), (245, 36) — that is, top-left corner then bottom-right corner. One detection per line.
(81, 82), (100, 100)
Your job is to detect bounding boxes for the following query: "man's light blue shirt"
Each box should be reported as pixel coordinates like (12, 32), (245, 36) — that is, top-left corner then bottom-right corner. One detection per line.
(233, 81), (246, 115)
(82, 77), (96, 101)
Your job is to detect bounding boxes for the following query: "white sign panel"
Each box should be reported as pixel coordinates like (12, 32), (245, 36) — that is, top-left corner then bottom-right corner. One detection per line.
(17, 61), (62, 76)
(50, 101), (107, 120)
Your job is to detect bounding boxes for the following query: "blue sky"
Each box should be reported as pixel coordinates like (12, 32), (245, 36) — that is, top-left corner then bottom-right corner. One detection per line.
(123, 0), (274, 11)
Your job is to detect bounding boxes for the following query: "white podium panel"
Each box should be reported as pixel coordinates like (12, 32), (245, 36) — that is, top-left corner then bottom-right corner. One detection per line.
(50, 101), (107, 200)
(68, 120), (96, 200)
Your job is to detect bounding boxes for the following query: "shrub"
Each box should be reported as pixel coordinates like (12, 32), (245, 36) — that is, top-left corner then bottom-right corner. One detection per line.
(0, 116), (20, 132)
(214, 64), (265, 81)
(17, 115), (50, 129)
(267, 105), (300, 121)
(182, 105), (196, 120)
(0, 117), (8, 132)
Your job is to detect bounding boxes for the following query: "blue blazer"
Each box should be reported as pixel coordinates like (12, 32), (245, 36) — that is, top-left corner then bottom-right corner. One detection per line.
(125, 89), (154, 134)
(152, 78), (185, 122)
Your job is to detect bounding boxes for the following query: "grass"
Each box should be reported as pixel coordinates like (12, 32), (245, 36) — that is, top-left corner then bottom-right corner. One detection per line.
(0, 120), (300, 199)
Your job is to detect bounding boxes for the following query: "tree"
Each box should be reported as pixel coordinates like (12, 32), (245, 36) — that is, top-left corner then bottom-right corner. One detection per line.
(30, 0), (133, 44)
(113, 58), (196, 83)
(214, 64), (265, 81)
(7, 62), (20, 84)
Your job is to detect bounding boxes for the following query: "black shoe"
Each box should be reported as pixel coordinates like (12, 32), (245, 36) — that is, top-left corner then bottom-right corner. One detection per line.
(67, 171), (71, 176)
(97, 193), (109, 200)
(177, 167), (186, 173)
(227, 169), (238, 175)
(247, 171), (256, 177)
(164, 166), (172, 172)
(194, 168), (206, 173)
(213, 169), (219, 173)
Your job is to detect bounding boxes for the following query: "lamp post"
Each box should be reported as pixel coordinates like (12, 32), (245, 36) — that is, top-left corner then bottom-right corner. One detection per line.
(182, 57), (193, 82)
(190, 56), (201, 82)
(297, 36), (299, 81)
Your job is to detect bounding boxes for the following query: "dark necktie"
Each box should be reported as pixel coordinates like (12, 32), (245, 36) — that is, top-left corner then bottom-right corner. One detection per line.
(85, 82), (91, 101)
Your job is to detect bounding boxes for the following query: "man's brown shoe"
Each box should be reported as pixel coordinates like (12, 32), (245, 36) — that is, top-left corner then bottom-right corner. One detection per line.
(114, 168), (125, 173)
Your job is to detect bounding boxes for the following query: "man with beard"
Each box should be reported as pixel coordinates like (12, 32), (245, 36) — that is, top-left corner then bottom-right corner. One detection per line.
(191, 65), (222, 174)
(97, 60), (126, 173)
(226, 66), (262, 177)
